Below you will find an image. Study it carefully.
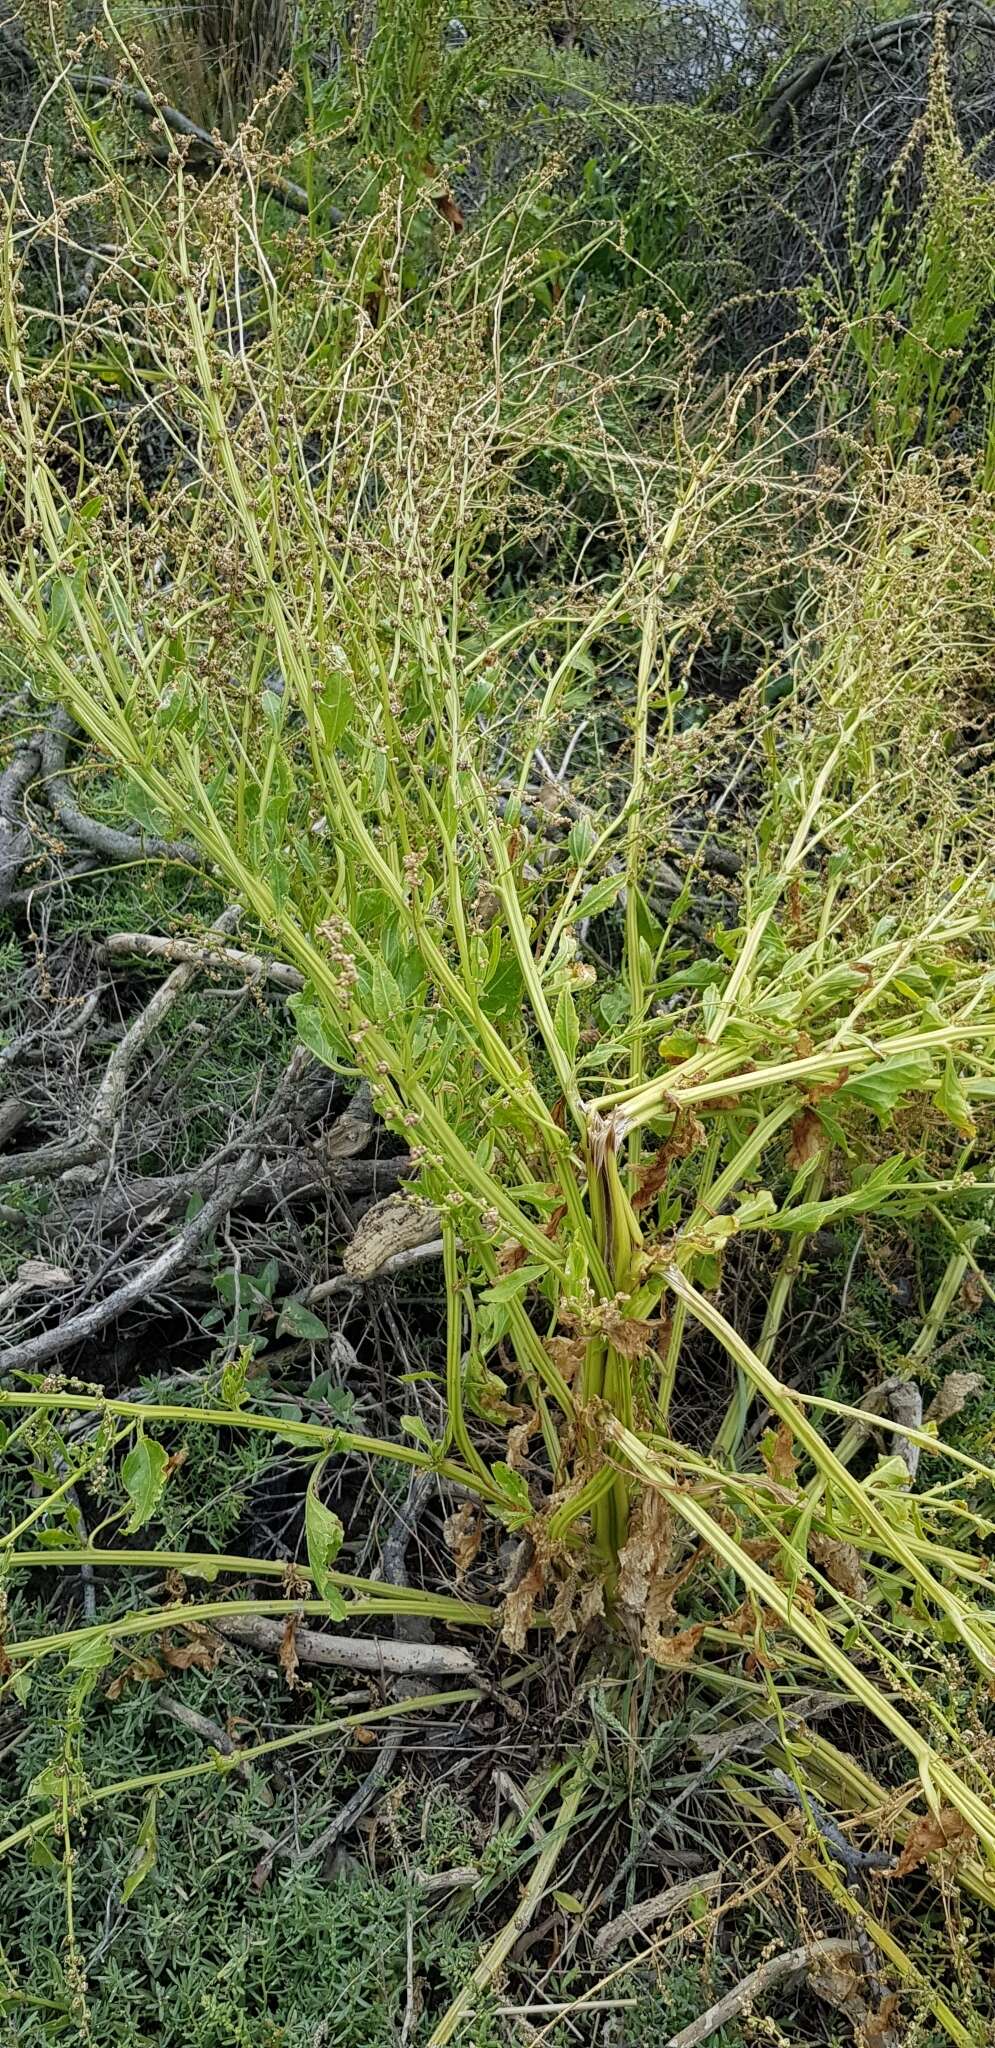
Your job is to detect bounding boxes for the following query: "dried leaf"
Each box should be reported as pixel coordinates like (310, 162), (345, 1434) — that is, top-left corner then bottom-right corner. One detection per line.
(496, 1239), (529, 1276)
(632, 1112), (705, 1212)
(925, 1372), (984, 1427)
(786, 1109), (823, 1170)
(892, 1806), (974, 1878)
(645, 1622), (704, 1667)
(618, 1491), (675, 1618)
(809, 1533), (869, 1603)
(278, 1613), (301, 1691)
(761, 1421), (798, 1488)
(158, 1629), (222, 1675)
(545, 1335), (586, 1383)
(863, 1994), (902, 2048)
(443, 1502), (483, 1579)
(602, 1309), (656, 1361)
(550, 1570), (604, 1642)
(960, 1269), (985, 1312)
(501, 1551), (546, 1653)
(506, 1415), (536, 1472)
(105, 1655), (166, 1700)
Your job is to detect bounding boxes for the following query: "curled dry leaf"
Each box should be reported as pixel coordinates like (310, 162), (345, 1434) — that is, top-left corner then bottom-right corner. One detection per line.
(618, 1490), (676, 1618)
(892, 1807), (975, 1878)
(632, 1111), (706, 1212)
(809, 1532), (869, 1603)
(501, 1549), (546, 1653)
(506, 1414), (537, 1472)
(443, 1501), (484, 1579)
(496, 1238), (529, 1276)
(786, 1109), (823, 1170)
(279, 1612), (301, 1690)
(761, 1420), (798, 1488)
(158, 1628), (223, 1675)
(601, 1307), (656, 1361)
(645, 1621), (705, 1667)
(925, 1371), (984, 1427)
(550, 1570), (605, 1643)
(545, 1334), (586, 1383)
(106, 1654), (167, 1700)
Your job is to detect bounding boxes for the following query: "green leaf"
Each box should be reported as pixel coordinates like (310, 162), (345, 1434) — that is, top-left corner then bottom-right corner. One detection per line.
(316, 668), (353, 752)
(67, 1633), (114, 1673)
(304, 1457), (347, 1619)
(220, 1351), (250, 1408)
(276, 1298), (331, 1341)
(838, 1054), (935, 1119)
(371, 958), (403, 1025)
(490, 1462), (532, 1526)
(121, 1793), (158, 1904)
(554, 985), (579, 1064)
(481, 951), (523, 1022)
(479, 1263), (545, 1304)
(400, 1414), (434, 1449)
(935, 1055), (976, 1138)
(121, 1434), (169, 1533)
(553, 1890), (586, 1915)
(574, 874), (623, 921)
(288, 990), (353, 1071)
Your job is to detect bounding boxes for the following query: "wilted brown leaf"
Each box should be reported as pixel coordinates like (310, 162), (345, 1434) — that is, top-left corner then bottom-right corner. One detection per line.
(279, 1613), (301, 1691)
(506, 1415), (536, 1472)
(632, 1113), (705, 1212)
(925, 1372), (984, 1428)
(159, 1629), (222, 1675)
(786, 1109), (823, 1170)
(545, 1334), (586, 1383)
(809, 1533), (869, 1602)
(863, 1994), (902, 2048)
(892, 1807), (974, 1878)
(550, 1571), (605, 1643)
(960, 1272), (984, 1312)
(602, 1308), (656, 1361)
(761, 1420), (798, 1488)
(645, 1622), (704, 1667)
(618, 1490), (675, 1618)
(106, 1655), (167, 1700)
(496, 1239), (529, 1276)
(501, 1550), (546, 1653)
(443, 1501), (484, 1578)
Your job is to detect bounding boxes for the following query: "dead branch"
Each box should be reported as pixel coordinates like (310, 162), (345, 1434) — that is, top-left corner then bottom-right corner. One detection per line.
(593, 1871), (723, 1958)
(308, 1235), (444, 1301)
(57, 1147), (408, 1233)
(0, 1144), (261, 1372)
(41, 706), (204, 868)
(763, 14), (931, 135)
(102, 930), (304, 991)
(0, 908), (239, 1189)
(665, 1940), (863, 2048)
(64, 71), (342, 224)
(216, 1613), (477, 1681)
(64, 907), (243, 1187)
(0, 735), (41, 906)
